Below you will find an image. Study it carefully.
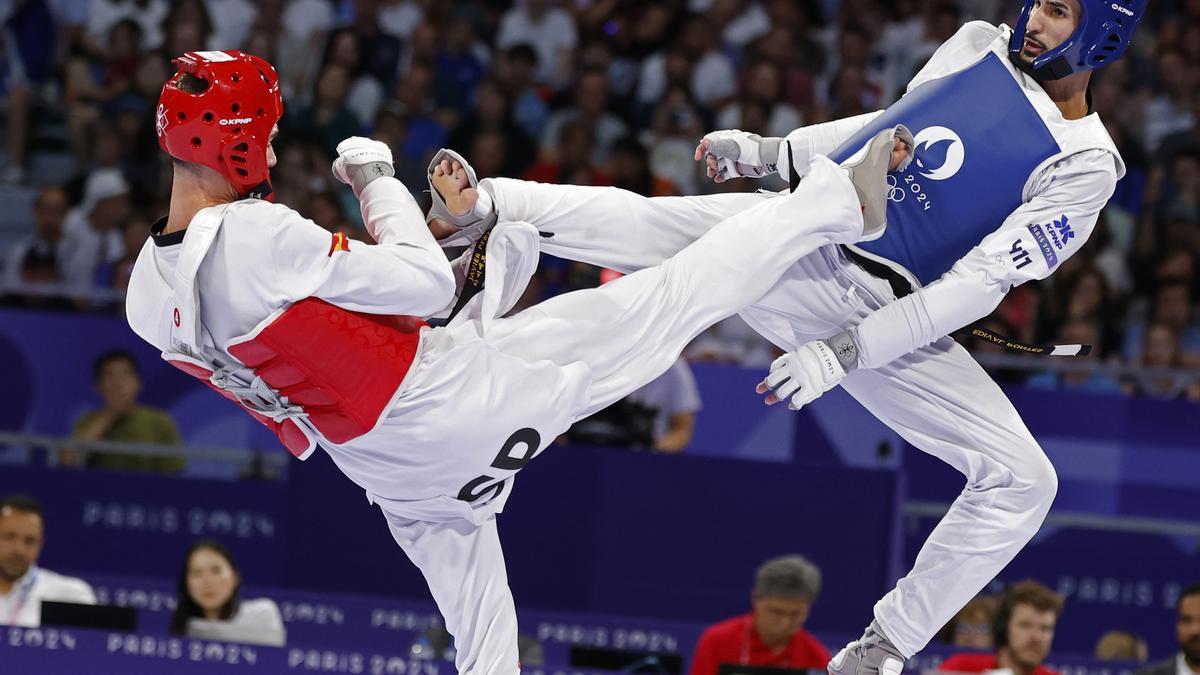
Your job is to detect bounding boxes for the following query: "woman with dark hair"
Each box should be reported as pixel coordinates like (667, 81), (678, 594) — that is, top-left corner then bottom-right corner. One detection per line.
(170, 540), (285, 646)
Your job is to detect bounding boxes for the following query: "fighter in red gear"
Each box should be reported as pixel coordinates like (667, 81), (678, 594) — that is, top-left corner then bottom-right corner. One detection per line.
(126, 50), (898, 674)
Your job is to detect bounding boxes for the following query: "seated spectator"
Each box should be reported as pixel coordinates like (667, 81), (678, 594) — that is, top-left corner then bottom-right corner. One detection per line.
(446, 78), (535, 176)
(433, 15), (486, 114)
(645, 86), (708, 195)
(0, 495), (96, 627)
(495, 0), (578, 90)
(1025, 320), (1124, 395)
(394, 61), (448, 164)
(59, 168), (131, 292)
(938, 596), (999, 649)
(1128, 323), (1200, 401)
(498, 44), (549, 141)
(66, 350), (184, 473)
(717, 60), (804, 139)
(540, 67), (629, 166)
(524, 118), (611, 187)
(940, 580), (1062, 675)
(637, 14), (736, 109)
(0, 0), (57, 184)
(282, 63), (362, 159)
(1134, 584), (1200, 675)
(0, 187), (71, 309)
(306, 191), (356, 238)
(1122, 280), (1200, 369)
(322, 27), (387, 128)
(170, 540), (285, 646)
(609, 137), (679, 198)
(565, 355), (700, 453)
(111, 214), (152, 292)
(1095, 630), (1147, 662)
(690, 555), (829, 675)
(624, 356), (701, 454)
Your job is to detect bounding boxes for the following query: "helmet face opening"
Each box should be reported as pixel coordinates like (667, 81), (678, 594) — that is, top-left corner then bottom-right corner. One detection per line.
(1007, 0), (1146, 81)
(157, 51), (283, 199)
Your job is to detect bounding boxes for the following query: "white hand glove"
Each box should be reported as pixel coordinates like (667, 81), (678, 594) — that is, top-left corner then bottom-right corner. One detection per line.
(696, 129), (782, 182)
(331, 136), (396, 197)
(759, 332), (860, 411)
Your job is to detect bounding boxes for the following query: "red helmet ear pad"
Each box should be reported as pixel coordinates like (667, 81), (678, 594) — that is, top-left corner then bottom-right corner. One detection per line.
(157, 51), (283, 198)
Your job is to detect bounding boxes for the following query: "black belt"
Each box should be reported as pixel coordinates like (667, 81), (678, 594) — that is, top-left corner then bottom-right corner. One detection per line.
(427, 229), (492, 328)
(840, 246), (1090, 357)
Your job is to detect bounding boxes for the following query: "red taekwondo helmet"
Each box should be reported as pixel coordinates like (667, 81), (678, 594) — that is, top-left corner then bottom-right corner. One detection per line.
(157, 50), (284, 200)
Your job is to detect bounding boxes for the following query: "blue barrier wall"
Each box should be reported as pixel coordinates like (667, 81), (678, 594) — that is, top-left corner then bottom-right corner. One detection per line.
(2, 308), (1197, 658)
(0, 455), (900, 639)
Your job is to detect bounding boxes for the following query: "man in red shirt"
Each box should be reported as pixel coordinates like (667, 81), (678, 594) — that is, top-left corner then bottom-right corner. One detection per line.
(690, 555), (830, 675)
(940, 580), (1063, 675)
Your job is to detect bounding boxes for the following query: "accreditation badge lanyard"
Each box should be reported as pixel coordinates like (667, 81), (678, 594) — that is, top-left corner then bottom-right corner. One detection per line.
(6, 568), (38, 625)
(740, 618), (794, 667)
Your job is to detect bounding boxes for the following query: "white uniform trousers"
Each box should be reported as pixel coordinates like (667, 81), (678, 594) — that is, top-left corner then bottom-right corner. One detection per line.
(368, 156), (864, 674)
(483, 175), (1058, 657)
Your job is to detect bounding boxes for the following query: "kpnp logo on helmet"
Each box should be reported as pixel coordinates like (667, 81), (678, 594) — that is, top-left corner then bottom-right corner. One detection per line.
(219, 117), (254, 126)
(1111, 3), (1134, 16)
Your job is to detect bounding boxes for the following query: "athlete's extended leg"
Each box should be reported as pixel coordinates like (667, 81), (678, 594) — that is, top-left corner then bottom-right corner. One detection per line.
(429, 127), (909, 274)
(481, 153), (868, 416)
(483, 178), (763, 272)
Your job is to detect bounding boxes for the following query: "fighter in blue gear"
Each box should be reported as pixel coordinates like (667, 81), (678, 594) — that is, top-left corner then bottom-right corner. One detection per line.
(423, 1), (1148, 672)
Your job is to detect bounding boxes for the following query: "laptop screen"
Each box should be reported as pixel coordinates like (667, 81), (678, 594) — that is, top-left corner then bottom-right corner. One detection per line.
(717, 665), (816, 675)
(40, 600), (138, 632)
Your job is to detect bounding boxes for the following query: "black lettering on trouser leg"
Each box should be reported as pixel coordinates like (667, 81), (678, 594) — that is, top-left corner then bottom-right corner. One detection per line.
(456, 428), (543, 503)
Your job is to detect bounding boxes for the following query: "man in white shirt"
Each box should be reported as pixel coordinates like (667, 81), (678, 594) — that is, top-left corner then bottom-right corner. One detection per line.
(1136, 585), (1200, 675)
(626, 358), (702, 454)
(59, 168), (130, 291)
(0, 495), (96, 627)
(495, 0), (578, 89)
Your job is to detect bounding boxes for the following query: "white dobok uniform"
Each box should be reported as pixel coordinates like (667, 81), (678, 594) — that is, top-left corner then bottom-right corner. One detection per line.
(126, 155), (865, 672)
(468, 21), (1123, 657)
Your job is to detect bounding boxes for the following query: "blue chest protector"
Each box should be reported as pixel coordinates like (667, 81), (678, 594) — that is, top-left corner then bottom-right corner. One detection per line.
(829, 53), (1060, 286)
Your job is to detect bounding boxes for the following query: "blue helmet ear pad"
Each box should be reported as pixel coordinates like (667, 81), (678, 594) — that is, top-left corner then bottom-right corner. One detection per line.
(1007, 0), (1146, 81)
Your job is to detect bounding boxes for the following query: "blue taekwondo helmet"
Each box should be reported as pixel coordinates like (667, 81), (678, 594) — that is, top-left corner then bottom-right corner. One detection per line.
(1008, 0), (1147, 80)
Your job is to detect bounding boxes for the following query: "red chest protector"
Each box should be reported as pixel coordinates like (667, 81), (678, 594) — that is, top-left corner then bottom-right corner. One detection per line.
(166, 298), (425, 459)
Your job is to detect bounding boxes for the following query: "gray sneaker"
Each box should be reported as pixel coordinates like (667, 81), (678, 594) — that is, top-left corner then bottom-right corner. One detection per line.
(828, 621), (907, 675)
(841, 125), (913, 241)
(425, 148), (497, 247)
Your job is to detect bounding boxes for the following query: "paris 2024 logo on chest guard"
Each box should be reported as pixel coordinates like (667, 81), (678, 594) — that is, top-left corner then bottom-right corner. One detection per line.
(887, 126), (966, 209)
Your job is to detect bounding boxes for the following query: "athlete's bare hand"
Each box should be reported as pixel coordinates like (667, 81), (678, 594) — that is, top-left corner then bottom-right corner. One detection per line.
(693, 138), (728, 183)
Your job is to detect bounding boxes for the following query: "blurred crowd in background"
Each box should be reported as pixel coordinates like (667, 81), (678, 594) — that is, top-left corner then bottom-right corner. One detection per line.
(0, 0), (1198, 399)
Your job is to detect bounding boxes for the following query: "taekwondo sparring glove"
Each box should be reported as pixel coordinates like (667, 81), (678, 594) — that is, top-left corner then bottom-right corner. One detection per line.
(760, 331), (860, 411)
(332, 137), (396, 198)
(697, 129), (783, 181)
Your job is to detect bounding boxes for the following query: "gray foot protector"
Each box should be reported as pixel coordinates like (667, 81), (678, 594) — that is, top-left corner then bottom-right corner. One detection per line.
(425, 148), (497, 248)
(843, 124), (913, 242)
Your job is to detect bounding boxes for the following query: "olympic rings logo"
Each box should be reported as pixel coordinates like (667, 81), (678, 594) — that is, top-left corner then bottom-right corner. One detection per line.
(887, 175), (906, 203)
